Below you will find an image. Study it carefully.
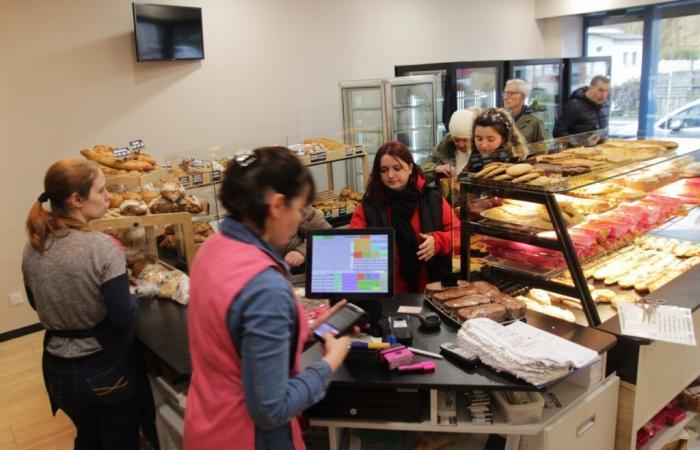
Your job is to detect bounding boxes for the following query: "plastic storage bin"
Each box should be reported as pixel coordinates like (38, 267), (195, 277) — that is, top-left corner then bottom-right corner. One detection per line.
(492, 390), (545, 424)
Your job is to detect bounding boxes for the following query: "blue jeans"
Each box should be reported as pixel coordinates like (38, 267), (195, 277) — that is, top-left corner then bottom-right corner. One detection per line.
(43, 350), (142, 450)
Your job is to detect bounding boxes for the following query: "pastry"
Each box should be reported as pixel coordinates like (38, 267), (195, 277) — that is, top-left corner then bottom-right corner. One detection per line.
(160, 182), (185, 202)
(483, 166), (507, 178)
(457, 303), (507, 322)
(122, 191), (142, 201)
(109, 193), (124, 208)
(492, 294), (527, 320)
(492, 173), (513, 181)
(511, 171), (541, 184)
(527, 289), (551, 305)
(470, 281), (500, 297)
(443, 294), (490, 310)
(591, 289), (615, 303)
(149, 197), (180, 214)
(425, 280), (469, 294)
(506, 163), (534, 177)
(119, 199), (148, 216)
(611, 294), (637, 310)
(433, 286), (479, 302)
(474, 163), (503, 178)
(527, 175), (553, 186)
(178, 195), (203, 214)
(140, 187), (161, 203)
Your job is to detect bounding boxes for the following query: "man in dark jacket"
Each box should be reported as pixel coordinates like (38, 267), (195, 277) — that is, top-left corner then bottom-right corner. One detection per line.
(503, 79), (545, 144)
(553, 75), (611, 143)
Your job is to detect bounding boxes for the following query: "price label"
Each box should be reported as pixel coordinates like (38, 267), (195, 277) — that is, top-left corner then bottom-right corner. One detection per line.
(355, 145), (365, 155)
(338, 207), (347, 216)
(162, 164), (173, 171)
(129, 139), (145, 151)
(192, 173), (204, 185)
(311, 153), (327, 163)
(211, 170), (222, 182)
(192, 159), (205, 168)
(178, 176), (190, 187)
(345, 147), (354, 157)
(112, 147), (132, 159)
(323, 210), (332, 219)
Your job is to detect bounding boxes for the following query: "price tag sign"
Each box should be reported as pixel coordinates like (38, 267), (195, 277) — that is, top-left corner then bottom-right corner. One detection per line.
(323, 210), (332, 219)
(355, 145), (365, 155)
(112, 147), (132, 159)
(178, 176), (190, 187)
(192, 159), (205, 168)
(129, 139), (145, 153)
(345, 147), (354, 157)
(192, 173), (204, 185)
(339, 206), (347, 216)
(311, 153), (327, 163)
(211, 170), (222, 182)
(162, 164), (173, 171)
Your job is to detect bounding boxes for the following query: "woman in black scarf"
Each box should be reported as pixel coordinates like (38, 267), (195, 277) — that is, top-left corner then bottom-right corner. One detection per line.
(350, 141), (459, 293)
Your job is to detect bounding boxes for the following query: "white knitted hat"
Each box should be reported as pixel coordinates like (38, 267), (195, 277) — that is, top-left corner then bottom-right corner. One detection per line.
(448, 109), (477, 139)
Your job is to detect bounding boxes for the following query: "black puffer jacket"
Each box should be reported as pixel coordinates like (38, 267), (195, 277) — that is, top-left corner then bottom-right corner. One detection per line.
(553, 87), (610, 138)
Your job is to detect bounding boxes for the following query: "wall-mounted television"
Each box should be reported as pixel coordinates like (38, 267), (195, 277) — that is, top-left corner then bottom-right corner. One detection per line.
(132, 3), (204, 62)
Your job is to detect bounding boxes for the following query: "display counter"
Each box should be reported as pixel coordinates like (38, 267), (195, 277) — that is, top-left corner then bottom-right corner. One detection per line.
(134, 293), (619, 450)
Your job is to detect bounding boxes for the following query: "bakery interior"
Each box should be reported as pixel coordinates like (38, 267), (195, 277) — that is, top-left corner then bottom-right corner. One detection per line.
(3, 0), (700, 449)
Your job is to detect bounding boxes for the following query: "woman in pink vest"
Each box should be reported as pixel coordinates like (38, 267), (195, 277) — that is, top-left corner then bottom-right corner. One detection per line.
(184, 147), (351, 450)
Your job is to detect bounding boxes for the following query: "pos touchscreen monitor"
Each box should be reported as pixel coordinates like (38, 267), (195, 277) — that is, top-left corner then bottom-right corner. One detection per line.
(305, 228), (395, 301)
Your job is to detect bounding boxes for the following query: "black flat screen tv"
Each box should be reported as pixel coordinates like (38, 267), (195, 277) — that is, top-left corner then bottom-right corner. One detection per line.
(132, 3), (204, 62)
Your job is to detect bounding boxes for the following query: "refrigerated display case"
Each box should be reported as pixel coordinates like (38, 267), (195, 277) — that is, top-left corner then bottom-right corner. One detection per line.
(394, 64), (450, 140)
(340, 75), (439, 165)
(564, 56), (612, 98)
(387, 75), (439, 164)
(340, 80), (387, 160)
(507, 59), (564, 140)
(455, 61), (505, 111)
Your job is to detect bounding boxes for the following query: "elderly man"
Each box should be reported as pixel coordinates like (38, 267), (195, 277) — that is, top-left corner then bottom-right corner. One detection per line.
(553, 75), (611, 141)
(503, 79), (545, 144)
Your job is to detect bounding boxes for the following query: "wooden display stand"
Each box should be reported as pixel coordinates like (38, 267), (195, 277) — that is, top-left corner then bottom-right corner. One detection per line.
(105, 167), (170, 188)
(89, 212), (195, 269)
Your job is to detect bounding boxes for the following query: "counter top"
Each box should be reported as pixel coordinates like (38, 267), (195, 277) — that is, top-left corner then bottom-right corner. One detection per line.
(301, 294), (616, 391)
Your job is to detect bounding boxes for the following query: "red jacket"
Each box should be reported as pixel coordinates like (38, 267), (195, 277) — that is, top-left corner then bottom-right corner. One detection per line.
(350, 176), (459, 293)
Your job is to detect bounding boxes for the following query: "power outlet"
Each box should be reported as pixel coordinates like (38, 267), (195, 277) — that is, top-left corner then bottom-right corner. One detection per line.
(9, 291), (25, 306)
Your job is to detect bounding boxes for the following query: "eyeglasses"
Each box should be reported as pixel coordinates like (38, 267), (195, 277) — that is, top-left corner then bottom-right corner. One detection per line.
(502, 91), (523, 98)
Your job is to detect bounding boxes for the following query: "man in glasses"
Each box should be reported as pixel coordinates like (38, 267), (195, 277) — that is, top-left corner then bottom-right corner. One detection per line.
(553, 75), (611, 144)
(503, 79), (545, 144)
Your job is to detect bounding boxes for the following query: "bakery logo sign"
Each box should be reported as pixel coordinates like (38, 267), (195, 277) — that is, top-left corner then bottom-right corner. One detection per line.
(129, 139), (145, 153)
(112, 147), (132, 159)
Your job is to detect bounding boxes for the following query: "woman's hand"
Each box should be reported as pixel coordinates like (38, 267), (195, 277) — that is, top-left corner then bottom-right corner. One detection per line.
(435, 164), (456, 177)
(284, 250), (305, 268)
(308, 300), (347, 333)
(417, 233), (436, 261)
(321, 333), (351, 373)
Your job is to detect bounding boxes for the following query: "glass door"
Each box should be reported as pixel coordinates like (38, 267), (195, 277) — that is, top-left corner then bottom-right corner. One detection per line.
(340, 80), (387, 159)
(509, 59), (564, 140)
(567, 57), (611, 93)
(454, 62), (504, 110)
(387, 75), (438, 164)
(395, 65), (449, 140)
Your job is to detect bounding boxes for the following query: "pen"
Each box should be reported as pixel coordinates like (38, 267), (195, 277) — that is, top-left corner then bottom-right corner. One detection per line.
(350, 341), (391, 350)
(408, 347), (444, 359)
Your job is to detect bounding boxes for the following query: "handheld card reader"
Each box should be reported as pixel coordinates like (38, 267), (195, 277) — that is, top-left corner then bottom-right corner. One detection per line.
(387, 314), (413, 345)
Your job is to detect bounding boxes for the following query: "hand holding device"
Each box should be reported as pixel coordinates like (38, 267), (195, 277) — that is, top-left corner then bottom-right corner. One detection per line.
(322, 333), (351, 373)
(313, 302), (367, 342)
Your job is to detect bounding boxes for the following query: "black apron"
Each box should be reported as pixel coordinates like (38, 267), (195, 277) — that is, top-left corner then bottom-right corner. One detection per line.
(42, 320), (158, 446)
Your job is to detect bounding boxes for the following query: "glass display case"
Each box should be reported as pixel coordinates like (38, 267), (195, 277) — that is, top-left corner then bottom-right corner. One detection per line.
(457, 132), (700, 328)
(394, 65), (450, 140)
(507, 59), (564, 140)
(340, 75), (439, 165)
(340, 80), (387, 160)
(455, 62), (505, 110)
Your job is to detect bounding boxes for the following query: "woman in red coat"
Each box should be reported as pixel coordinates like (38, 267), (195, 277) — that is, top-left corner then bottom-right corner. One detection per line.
(350, 141), (459, 293)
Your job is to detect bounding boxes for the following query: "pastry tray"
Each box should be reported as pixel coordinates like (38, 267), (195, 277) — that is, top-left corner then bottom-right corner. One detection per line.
(425, 274), (530, 329)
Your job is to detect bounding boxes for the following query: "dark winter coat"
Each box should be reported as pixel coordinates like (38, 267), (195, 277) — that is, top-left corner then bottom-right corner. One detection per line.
(553, 87), (610, 138)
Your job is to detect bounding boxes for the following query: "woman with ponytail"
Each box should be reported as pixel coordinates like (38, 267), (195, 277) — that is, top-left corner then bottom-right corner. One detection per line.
(22, 159), (156, 450)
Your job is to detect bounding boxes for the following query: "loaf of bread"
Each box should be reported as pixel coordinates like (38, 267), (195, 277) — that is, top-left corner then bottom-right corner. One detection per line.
(149, 197), (180, 214)
(457, 304), (507, 322)
(492, 294), (527, 320)
(119, 199), (148, 216)
(432, 286), (479, 302)
(442, 294), (490, 311)
(160, 182), (185, 202)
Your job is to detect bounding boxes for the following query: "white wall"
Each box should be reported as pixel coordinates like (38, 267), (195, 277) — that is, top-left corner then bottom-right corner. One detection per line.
(0, 0), (577, 333)
(536, 0), (679, 19)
